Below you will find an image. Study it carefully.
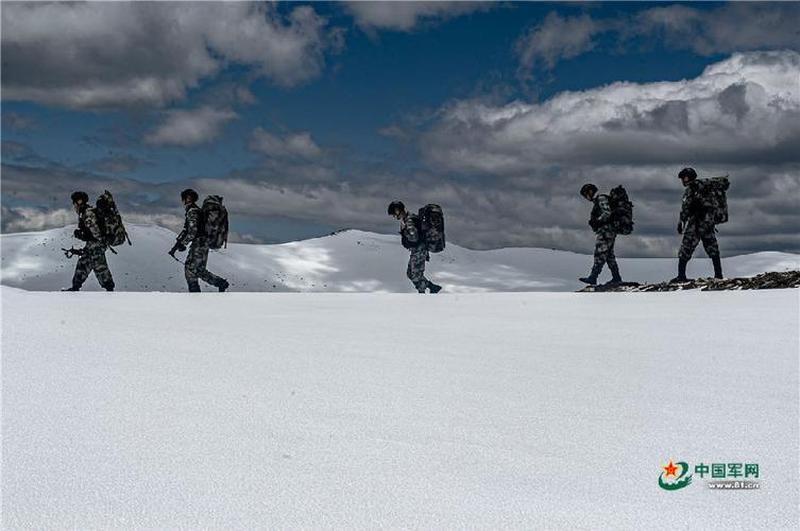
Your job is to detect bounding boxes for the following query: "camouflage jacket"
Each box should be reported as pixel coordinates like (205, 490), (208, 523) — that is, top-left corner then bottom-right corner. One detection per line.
(589, 194), (612, 232)
(680, 180), (714, 225)
(400, 212), (422, 250)
(177, 203), (202, 246)
(77, 205), (104, 243)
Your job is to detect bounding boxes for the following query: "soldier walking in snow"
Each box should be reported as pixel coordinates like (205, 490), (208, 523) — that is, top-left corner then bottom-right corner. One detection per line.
(62, 191), (115, 291)
(672, 167), (727, 282)
(169, 188), (229, 293)
(388, 200), (443, 294)
(578, 183), (624, 286)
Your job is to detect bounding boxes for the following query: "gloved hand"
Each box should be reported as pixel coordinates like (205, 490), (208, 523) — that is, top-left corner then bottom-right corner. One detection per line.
(73, 228), (85, 240)
(677, 221), (684, 235)
(168, 242), (186, 256)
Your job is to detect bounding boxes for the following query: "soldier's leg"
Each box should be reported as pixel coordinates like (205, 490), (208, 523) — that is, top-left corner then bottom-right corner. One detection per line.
(605, 232), (622, 281)
(699, 226), (720, 259)
(592, 231), (612, 274)
(89, 245), (115, 291)
(406, 247), (429, 293)
(71, 251), (92, 290)
(671, 222), (701, 282)
(193, 244), (227, 288)
(678, 223), (701, 263)
(184, 243), (202, 292)
(699, 224), (723, 278)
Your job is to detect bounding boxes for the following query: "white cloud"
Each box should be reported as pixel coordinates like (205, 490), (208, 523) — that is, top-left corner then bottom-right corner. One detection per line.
(515, 13), (604, 72)
(1, 2), (342, 108)
(423, 51), (800, 174)
(514, 4), (800, 73)
(634, 3), (800, 56)
(249, 128), (323, 160)
(145, 107), (238, 147)
(345, 1), (489, 32)
(1, 206), (74, 233)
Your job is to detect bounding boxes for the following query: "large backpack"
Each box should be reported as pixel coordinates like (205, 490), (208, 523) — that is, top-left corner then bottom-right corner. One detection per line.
(201, 195), (229, 249)
(418, 204), (446, 253)
(700, 176), (730, 225)
(608, 185), (634, 235)
(94, 190), (131, 247)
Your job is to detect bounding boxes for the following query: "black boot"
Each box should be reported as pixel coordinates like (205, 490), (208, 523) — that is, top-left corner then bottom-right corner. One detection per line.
(428, 282), (442, 294)
(61, 285), (80, 292)
(608, 263), (623, 285)
(218, 279), (229, 292)
(188, 281), (201, 293)
(670, 257), (690, 283)
(103, 283), (115, 292)
(711, 256), (723, 279)
(579, 265), (602, 285)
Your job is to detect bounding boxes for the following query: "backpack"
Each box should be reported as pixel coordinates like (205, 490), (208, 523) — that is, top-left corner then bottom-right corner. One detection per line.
(418, 204), (446, 253)
(201, 195), (229, 249)
(608, 185), (634, 235)
(700, 176), (730, 225)
(94, 190), (131, 247)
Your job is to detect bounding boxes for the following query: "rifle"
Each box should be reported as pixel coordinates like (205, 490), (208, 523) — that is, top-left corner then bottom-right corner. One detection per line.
(61, 247), (84, 259)
(168, 242), (185, 264)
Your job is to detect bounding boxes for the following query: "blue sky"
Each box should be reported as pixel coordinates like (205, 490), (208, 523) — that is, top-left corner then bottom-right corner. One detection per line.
(2, 2), (799, 255)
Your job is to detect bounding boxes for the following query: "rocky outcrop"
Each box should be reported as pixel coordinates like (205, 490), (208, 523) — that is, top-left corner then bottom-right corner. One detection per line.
(579, 270), (800, 292)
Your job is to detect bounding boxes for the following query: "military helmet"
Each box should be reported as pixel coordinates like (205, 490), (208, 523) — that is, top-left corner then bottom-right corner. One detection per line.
(579, 183), (598, 198)
(678, 167), (697, 181)
(70, 191), (89, 204)
(387, 200), (405, 216)
(180, 188), (199, 202)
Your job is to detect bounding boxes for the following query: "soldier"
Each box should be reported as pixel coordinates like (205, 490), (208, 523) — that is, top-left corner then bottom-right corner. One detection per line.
(63, 191), (115, 291)
(387, 200), (442, 294)
(578, 183), (623, 286)
(170, 188), (229, 293)
(672, 167), (723, 282)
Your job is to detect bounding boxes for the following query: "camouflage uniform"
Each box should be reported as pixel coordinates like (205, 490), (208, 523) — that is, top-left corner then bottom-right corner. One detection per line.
(177, 203), (227, 292)
(72, 205), (115, 290)
(587, 194), (621, 279)
(400, 212), (431, 293)
(679, 180), (720, 261)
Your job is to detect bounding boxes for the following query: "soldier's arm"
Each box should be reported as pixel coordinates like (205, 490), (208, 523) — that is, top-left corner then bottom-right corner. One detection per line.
(178, 208), (199, 246)
(403, 219), (420, 244)
(84, 209), (104, 242)
(596, 195), (612, 224)
(679, 189), (692, 222)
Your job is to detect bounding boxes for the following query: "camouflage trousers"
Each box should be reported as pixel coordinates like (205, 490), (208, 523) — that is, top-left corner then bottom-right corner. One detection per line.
(679, 221), (719, 261)
(407, 246), (430, 293)
(592, 226), (619, 275)
(185, 240), (227, 291)
(72, 241), (114, 290)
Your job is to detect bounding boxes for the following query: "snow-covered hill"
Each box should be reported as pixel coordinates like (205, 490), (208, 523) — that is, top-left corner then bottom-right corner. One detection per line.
(2, 286), (798, 528)
(1, 224), (798, 292)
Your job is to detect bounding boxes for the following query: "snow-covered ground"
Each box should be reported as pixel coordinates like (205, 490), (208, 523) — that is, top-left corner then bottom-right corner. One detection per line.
(2, 286), (798, 529)
(2, 224), (798, 292)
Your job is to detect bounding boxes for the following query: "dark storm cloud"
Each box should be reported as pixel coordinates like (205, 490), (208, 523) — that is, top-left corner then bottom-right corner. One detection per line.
(3, 158), (798, 257)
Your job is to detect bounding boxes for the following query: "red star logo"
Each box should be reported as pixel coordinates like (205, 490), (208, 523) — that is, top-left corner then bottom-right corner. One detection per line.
(663, 459), (679, 478)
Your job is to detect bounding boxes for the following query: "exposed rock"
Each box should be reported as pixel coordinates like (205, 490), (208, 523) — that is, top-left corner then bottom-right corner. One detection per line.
(578, 270), (800, 292)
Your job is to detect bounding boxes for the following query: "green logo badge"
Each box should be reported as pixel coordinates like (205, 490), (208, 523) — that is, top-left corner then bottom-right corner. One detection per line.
(659, 459), (693, 490)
